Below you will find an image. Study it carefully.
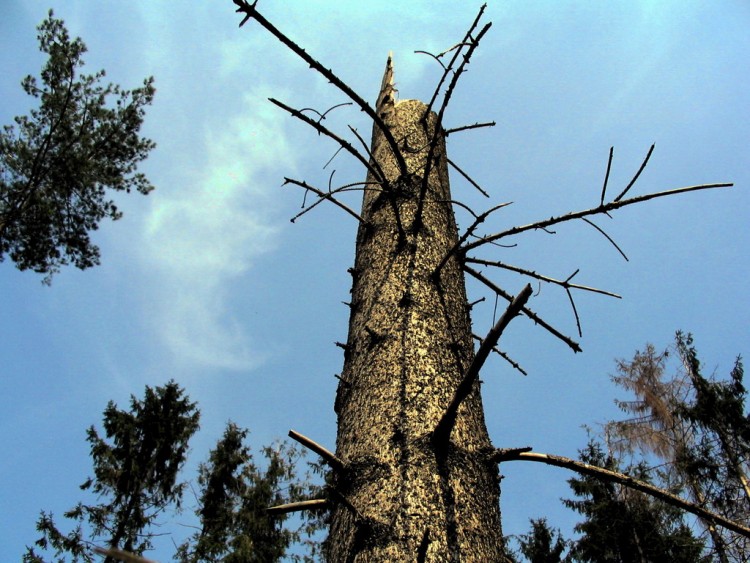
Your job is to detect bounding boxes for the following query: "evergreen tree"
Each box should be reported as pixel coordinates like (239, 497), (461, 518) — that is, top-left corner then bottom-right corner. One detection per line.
(176, 422), (325, 562)
(516, 518), (569, 563)
(0, 10), (155, 282)
(24, 381), (200, 562)
(608, 333), (749, 560)
(563, 441), (705, 563)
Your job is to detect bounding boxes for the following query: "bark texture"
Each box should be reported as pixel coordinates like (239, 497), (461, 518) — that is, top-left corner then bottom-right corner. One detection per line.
(327, 59), (506, 562)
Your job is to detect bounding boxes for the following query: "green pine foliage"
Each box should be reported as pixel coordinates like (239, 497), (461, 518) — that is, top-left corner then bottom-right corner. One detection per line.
(515, 518), (569, 563)
(562, 441), (705, 563)
(24, 382), (326, 562)
(24, 381), (200, 562)
(0, 10), (155, 282)
(176, 422), (326, 562)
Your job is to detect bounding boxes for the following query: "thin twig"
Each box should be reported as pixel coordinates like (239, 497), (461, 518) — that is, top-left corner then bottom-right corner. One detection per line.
(581, 217), (629, 261)
(433, 202), (512, 279)
(434, 284), (532, 443)
(473, 333), (528, 376)
(415, 21), (492, 230)
(614, 143), (655, 202)
(232, 0), (408, 176)
(566, 287), (582, 338)
(269, 98), (383, 183)
(600, 146), (614, 206)
(424, 3), (488, 117)
(348, 125), (387, 187)
(284, 178), (365, 223)
(465, 265), (582, 353)
(496, 450), (750, 539)
(447, 157), (490, 197)
(464, 257), (621, 298)
(463, 182), (733, 253)
(444, 121), (496, 136)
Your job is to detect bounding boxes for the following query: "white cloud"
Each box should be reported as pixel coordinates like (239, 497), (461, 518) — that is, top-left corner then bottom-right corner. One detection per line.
(140, 90), (295, 371)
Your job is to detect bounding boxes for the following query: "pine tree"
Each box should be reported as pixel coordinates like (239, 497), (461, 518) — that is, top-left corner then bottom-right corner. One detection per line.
(607, 333), (750, 560)
(24, 381), (200, 562)
(0, 10), (155, 282)
(516, 518), (569, 563)
(176, 422), (324, 562)
(563, 441), (705, 563)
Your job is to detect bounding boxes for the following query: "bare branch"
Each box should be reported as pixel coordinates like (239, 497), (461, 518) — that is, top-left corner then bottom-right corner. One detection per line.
(600, 146), (614, 206)
(447, 157), (490, 197)
(232, 0), (408, 176)
(444, 121), (496, 136)
(283, 178), (365, 223)
(464, 257), (621, 298)
(434, 284), (532, 443)
(348, 125), (387, 186)
(414, 50), (448, 71)
(614, 143), (655, 202)
(288, 429), (345, 472)
(465, 265), (582, 353)
(424, 3), (489, 117)
(581, 217), (629, 261)
(433, 202), (512, 279)
(496, 450), (750, 540)
(267, 498), (330, 515)
(473, 333), (528, 376)
(415, 21), (492, 230)
(270, 98), (384, 183)
(566, 288), (582, 338)
(463, 182), (733, 253)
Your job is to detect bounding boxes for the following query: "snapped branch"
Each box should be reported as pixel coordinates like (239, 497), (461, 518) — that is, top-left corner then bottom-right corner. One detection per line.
(267, 498), (330, 515)
(434, 284), (532, 444)
(288, 429), (345, 472)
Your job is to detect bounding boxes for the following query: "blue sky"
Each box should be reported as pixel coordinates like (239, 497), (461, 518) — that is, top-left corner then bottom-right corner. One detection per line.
(1, 1), (748, 559)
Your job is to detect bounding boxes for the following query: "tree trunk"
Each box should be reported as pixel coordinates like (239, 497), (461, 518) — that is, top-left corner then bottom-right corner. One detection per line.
(327, 58), (507, 562)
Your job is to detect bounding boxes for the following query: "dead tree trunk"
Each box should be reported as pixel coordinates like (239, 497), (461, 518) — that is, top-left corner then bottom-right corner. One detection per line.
(327, 59), (507, 562)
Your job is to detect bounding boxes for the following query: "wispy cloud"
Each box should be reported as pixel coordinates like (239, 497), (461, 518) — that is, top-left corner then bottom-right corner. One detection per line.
(140, 89), (294, 371)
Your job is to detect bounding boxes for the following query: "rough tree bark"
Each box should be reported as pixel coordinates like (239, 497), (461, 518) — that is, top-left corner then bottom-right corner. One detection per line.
(326, 58), (507, 562)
